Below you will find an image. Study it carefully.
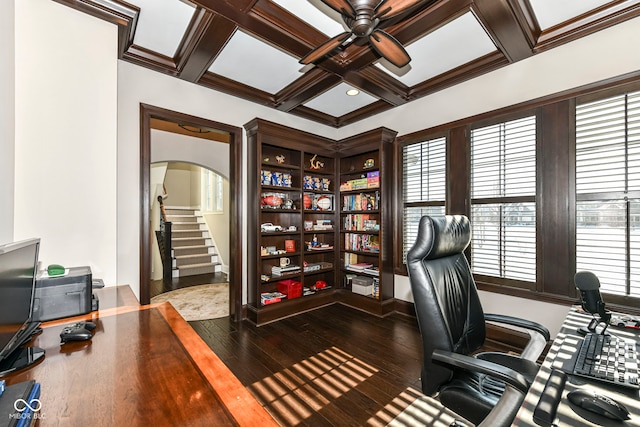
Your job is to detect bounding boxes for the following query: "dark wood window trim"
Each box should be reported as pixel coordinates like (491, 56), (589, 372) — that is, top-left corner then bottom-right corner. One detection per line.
(394, 72), (640, 314)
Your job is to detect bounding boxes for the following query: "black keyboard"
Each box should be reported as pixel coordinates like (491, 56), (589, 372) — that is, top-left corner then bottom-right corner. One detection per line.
(573, 332), (639, 389)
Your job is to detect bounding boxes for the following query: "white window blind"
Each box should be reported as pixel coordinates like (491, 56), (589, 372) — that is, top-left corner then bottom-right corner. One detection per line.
(402, 137), (446, 262)
(470, 116), (537, 282)
(576, 90), (640, 297)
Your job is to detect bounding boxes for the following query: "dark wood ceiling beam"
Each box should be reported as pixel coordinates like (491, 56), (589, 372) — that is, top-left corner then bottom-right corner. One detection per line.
(123, 45), (178, 76)
(176, 8), (238, 83)
(288, 105), (341, 128)
(193, 0), (316, 59)
(337, 101), (396, 127)
(534, 0), (640, 53)
(472, 0), (533, 62)
(344, 67), (409, 106)
(410, 50), (507, 98)
(199, 73), (276, 107)
(51, 0), (138, 56)
(275, 69), (342, 112)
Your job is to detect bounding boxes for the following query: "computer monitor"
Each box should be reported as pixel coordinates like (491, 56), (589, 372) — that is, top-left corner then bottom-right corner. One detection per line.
(0, 238), (45, 376)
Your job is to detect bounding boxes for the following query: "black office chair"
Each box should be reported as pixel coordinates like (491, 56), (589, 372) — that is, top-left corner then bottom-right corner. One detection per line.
(407, 215), (550, 426)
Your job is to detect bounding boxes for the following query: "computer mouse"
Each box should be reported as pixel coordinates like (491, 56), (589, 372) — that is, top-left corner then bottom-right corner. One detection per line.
(567, 389), (631, 421)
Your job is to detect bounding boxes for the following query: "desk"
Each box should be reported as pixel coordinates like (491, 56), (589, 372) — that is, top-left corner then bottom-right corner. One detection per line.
(4, 286), (277, 426)
(514, 308), (640, 426)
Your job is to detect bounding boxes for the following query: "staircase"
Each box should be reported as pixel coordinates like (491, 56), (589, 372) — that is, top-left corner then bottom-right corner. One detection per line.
(164, 207), (221, 278)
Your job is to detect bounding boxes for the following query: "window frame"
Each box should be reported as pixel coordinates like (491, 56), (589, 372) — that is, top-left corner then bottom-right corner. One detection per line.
(469, 112), (538, 290)
(574, 87), (640, 299)
(394, 77), (640, 314)
(395, 131), (448, 274)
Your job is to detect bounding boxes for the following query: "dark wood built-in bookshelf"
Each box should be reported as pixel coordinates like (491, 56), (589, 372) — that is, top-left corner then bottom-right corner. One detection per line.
(245, 118), (396, 325)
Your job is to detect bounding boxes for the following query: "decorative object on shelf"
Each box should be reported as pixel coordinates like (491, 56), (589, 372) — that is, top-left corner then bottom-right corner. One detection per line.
(261, 222), (283, 232)
(279, 257), (291, 268)
(303, 193), (312, 209)
(276, 154), (285, 164)
(286, 225), (297, 232)
(364, 158), (375, 169)
(284, 239), (296, 253)
(317, 195), (332, 210)
(271, 171), (283, 186)
(261, 170), (271, 185)
(263, 157), (270, 163)
(261, 193), (283, 208)
(314, 280), (327, 290)
(309, 154), (324, 170)
(282, 199), (294, 209)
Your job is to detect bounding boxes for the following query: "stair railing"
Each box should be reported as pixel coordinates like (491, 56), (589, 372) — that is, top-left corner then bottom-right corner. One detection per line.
(156, 195), (172, 280)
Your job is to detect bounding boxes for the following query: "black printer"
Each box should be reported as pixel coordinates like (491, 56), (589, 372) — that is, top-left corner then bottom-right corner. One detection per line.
(32, 266), (99, 322)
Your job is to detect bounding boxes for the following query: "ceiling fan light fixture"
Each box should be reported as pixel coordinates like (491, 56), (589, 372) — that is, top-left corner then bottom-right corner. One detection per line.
(346, 88), (360, 96)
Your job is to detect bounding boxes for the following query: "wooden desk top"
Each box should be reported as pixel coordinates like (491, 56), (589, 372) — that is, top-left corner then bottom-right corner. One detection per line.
(4, 286), (277, 426)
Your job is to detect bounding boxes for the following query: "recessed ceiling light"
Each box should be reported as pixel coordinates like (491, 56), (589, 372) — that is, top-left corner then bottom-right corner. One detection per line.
(346, 89), (360, 96)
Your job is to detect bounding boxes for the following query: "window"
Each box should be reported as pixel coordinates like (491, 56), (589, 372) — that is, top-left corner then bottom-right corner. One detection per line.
(201, 169), (224, 212)
(470, 116), (537, 283)
(576, 90), (640, 297)
(401, 137), (446, 263)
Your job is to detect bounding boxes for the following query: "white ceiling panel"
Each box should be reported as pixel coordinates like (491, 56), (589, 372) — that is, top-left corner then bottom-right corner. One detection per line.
(303, 82), (378, 116)
(375, 12), (497, 87)
(271, 0), (346, 36)
(208, 30), (304, 94)
(128, 0), (195, 57)
(529, 0), (614, 30)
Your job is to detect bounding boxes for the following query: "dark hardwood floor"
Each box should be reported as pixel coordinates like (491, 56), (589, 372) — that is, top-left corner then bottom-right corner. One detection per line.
(190, 304), (430, 426)
(150, 271), (228, 299)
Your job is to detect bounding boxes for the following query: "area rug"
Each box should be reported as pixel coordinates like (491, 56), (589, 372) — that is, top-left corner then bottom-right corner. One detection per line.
(151, 283), (229, 321)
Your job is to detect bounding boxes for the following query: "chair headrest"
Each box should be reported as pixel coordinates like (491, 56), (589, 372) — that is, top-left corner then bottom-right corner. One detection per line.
(410, 215), (471, 261)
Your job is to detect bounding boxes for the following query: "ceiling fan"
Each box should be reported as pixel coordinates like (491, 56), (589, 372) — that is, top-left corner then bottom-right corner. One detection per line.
(300, 0), (426, 68)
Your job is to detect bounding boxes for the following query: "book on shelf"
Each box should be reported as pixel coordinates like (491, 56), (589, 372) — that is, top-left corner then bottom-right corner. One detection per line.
(345, 262), (374, 272)
(261, 291), (286, 305)
(343, 214), (378, 231)
(344, 233), (380, 253)
(342, 191), (379, 211)
(271, 265), (301, 276)
(363, 266), (379, 276)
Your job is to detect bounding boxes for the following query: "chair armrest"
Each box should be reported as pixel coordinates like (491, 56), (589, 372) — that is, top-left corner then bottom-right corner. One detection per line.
(484, 313), (551, 341)
(432, 349), (530, 394)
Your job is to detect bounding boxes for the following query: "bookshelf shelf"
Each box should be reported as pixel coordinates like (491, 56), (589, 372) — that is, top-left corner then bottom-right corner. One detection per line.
(246, 118), (396, 324)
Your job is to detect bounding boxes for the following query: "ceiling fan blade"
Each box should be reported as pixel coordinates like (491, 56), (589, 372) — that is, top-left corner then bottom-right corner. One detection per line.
(369, 29), (411, 68)
(374, 0), (425, 20)
(320, 0), (356, 19)
(300, 32), (351, 65)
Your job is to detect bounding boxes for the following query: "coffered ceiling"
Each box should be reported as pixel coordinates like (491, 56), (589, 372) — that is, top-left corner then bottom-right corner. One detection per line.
(53, 0), (640, 127)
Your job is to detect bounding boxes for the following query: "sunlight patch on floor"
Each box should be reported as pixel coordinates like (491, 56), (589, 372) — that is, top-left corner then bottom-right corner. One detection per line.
(249, 346), (379, 425)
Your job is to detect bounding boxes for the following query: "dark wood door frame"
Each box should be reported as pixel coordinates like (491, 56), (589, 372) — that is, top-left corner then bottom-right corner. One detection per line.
(139, 103), (244, 322)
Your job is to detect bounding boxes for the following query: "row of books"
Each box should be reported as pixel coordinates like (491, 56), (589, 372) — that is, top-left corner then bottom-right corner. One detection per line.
(343, 214), (379, 231)
(344, 233), (380, 253)
(342, 191), (379, 212)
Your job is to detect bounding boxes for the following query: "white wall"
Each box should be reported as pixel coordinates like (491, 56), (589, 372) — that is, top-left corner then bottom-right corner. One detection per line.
(0, 0), (16, 244)
(14, 0), (117, 282)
